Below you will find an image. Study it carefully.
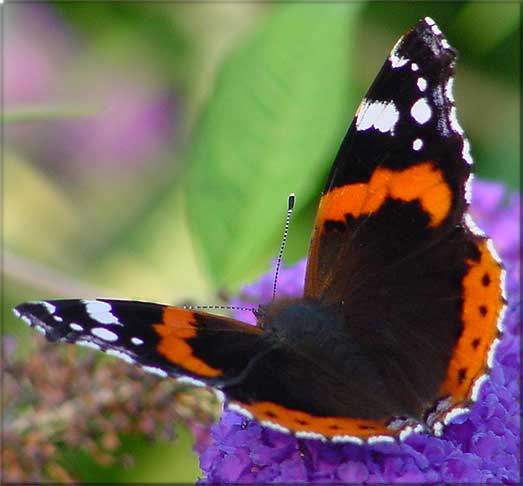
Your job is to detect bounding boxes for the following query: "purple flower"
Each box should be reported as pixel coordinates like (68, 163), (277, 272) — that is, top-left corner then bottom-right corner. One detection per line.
(61, 78), (176, 171)
(197, 179), (520, 483)
(5, 3), (176, 175)
(5, 4), (74, 105)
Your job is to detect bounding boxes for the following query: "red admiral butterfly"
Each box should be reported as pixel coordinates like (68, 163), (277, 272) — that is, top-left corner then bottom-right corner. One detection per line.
(15, 17), (506, 444)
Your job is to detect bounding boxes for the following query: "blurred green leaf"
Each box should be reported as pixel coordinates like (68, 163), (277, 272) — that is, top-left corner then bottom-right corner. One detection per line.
(452, 3), (520, 54)
(186, 3), (361, 289)
(55, 3), (192, 89)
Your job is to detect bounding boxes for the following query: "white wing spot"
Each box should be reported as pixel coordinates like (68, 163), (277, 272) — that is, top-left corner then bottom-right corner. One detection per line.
(464, 213), (485, 237)
(417, 77), (427, 92)
(390, 53), (408, 69)
(83, 300), (120, 325)
(387, 417), (411, 430)
(449, 106), (464, 135)
(410, 98), (432, 125)
(411, 63), (419, 72)
(486, 238), (503, 264)
(471, 374), (488, 401)
(76, 340), (101, 351)
(431, 24), (442, 36)
(356, 100), (400, 134)
(367, 435), (395, 445)
(424, 17), (436, 26)
(40, 301), (56, 314)
(462, 138), (474, 165)
(34, 325), (46, 335)
(261, 421), (291, 435)
(498, 274), (508, 314)
(131, 337), (144, 346)
(332, 435), (364, 445)
(399, 426), (415, 441)
(142, 366), (168, 378)
(91, 327), (119, 342)
(389, 37), (409, 69)
(435, 396), (453, 414)
(213, 390), (225, 403)
(388, 37), (409, 69)
(69, 323), (84, 332)
(445, 77), (455, 103)
(465, 174), (474, 203)
(106, 349), (135, 365)
(228, 402), (253, 419)
(443, 407), (469, 425)
(54, 315), (63, 322)
(487, 338), (501, 368)
(412, 138), (423, 151)
(176, 376), (206, 388)
(294, 430), (326, 441)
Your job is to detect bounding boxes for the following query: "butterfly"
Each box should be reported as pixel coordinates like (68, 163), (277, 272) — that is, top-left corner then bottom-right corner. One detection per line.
(15, 17), (506, 444)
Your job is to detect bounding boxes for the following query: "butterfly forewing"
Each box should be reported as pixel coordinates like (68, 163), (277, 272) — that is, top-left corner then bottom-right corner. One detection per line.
(15, 299), (266, 386)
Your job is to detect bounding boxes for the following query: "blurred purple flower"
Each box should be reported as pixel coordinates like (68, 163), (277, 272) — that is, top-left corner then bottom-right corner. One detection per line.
(5, 3), (73, 105)
(197, 179), (520, 483)
(61, 77), (177, 171)
(5, 3), (176, 174)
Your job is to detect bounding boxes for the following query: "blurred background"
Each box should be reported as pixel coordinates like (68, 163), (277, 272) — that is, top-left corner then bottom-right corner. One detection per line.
(4, 2), (520, 482)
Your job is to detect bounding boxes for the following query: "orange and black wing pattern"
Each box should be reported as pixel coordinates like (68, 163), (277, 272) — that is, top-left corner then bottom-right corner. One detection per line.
(15, 299), (267, 388)
(303, 17), (505, 432)
(15, 18), (506, 444)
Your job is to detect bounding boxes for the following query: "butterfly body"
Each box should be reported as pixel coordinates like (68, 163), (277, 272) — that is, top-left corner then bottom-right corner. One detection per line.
(15, 17), (505, 444)
(257, 297), (431, 420)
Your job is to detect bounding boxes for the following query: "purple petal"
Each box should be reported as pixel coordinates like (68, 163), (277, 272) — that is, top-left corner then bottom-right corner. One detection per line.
(337, 461), (369, 482)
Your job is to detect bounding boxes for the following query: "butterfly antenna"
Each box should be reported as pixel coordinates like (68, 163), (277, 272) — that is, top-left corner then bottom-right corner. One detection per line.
(183, 304), (255, 313)
(272, 193), (295, 301)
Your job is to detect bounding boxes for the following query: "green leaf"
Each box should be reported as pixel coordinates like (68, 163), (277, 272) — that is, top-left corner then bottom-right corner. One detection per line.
(186, 3), (361, 289)
(452, 3), (521, 54)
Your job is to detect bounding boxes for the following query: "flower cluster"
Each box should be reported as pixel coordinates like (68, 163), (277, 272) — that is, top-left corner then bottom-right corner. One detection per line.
(198, 180), (520, 483)
(4, 337), (217, 482)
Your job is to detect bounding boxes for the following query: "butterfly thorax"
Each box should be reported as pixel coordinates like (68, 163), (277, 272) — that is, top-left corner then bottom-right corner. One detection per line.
(257, 298), (378, 391)
(258, 298), (345, 351)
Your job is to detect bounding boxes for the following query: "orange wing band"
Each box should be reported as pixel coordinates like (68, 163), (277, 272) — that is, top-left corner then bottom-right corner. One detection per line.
(318, 162), (452, 228)
(439, 240), (504, 402)
(153, 308), (222, 378)
(231, 400), (394, 439)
